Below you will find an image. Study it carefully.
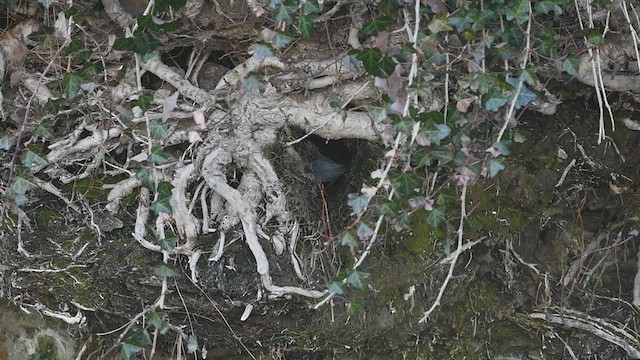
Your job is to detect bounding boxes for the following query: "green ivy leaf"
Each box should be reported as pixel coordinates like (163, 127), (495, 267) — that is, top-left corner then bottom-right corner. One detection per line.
(389, 171), (420, 196)
(10, 176), (37, 195)
(244, 73), (266, 91)
(156, 0), (186, 12)
(63, 72), (84, 100)
(340, 231), (357, 249)
(149, 120), (169, 140)
(136, 93), (153, 112)
(468, 8), (495, 32)
(33, 120), (54, 140)
(536, 0), (567, 15)
(0, 132), (13, 150)
(427, 205), (446, 228)
(347, 192), (370, 215)
(187, 334), (198, 353)
(347, 301), (362, 316)
(154, 263), (180, 278)
(428, 13), (452, 34)
(392, 114), (413, 134)
(356, 223), (373, 241)
(298, 14), (317, 38)
(160, 234), (178, 251)
(122, 329), (151, 358)
(114, 30), (161, 55)
(302, 0), (319, 15)
(346, 270), (369, 291)
(377, 202), (398, 216)
(147, 310), (170, 335)
(487, 158), (505, 177)
(356, 48), (395, 78)
(503, 0), (529, 24)
(416, 123), (451, 146)
(21, 149), (48, 167)
(156, 182), (174, 196)
(562, 54), (581, 76)
(537, 38), (558, 57)
(136, 168), (154, 191)
(483, 87), (508, 111)
(254, 44), (274, 58)
(328, 281), (344, 295)
(272, 31), (294, 49)
(362, 16), (393, 36)
(148, 145), (169, 164)
(150, 197), (172, 214)
(63, 39), (84, 55)
(273, 3), (295, 23)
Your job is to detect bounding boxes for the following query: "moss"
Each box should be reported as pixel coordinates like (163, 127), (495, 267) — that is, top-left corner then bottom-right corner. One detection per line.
(33, 335), (59, 360)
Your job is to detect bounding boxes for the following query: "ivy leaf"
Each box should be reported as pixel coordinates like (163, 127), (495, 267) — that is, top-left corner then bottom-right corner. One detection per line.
(433, 147), (454, 165)
(449, 12), (471, 32)
(483, 87), (508, 111)
(254, 44), (274, 58)
(347, 192), (370, 215)
(272, 31), (294, 49)
(187, 335), (198, 353)
(148, 120), (169, 140)
(519, 66), (537, 86)
(503, 0), (529, 24)
(356, 223), (373, 241)
(328, 281), (344, 295)
(160, 234), (178, 251)
(362, 16), (393, 36)
(136, 93), (153, 112)
(536, 1), (566, 15)
(302, 0), (319, 15)
(33, 120), (54, 140)
(244, 73), (266, 91)
(416, 123), (451, 146)
(347, 301), (362, 316)
(468, 8), (495, 32)
(147, 310), (169, 335)
(136, 168), (154, 191)
(10, 176), (37, 195)
(562, 54), (581, 76)
(150, 197), (172, 214)
(392, 114), (413, 134)
(428, 13), (452, 34)
(427, 205), (446, 228)
(63, 39), (84, 55)
(0, 132), (13, 150)
(355, 48), (395, 78)
(506, 77), (537, 109)
(537, 38), (558, 57)
(346, 270), (369, 292)
(341, 231), (357, 248)
(156, 182), (174, 197)
(377, 202), (398, 216)
(154, 263), (180, 278)
(122, 329), (151, 358)
(298, 14), (317, 38)
(21, 149), (48, 167)
(148, 145), (169, 164)
(389, 171), (420, 196)
(273, 3), (295, 23)
(63, 72), (84, 100)
(487, 158), (505, 177)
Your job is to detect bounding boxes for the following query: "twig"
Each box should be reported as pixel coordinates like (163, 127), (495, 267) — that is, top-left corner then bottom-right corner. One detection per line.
(419, 184), (468, 323)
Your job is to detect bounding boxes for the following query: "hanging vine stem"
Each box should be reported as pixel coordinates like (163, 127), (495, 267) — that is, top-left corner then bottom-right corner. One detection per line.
(419, 183), (468, 323)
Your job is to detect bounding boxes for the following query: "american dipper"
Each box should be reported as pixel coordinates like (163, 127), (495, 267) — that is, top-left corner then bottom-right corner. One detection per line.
(310, 153), (347, 183)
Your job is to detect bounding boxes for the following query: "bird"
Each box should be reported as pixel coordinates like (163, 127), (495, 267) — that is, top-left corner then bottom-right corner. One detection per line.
(310, 153), (347, 183)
